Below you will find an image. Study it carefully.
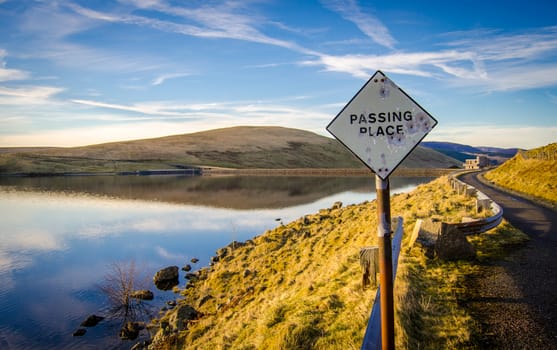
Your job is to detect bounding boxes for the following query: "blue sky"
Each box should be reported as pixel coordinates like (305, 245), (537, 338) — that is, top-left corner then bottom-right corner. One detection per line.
(0, 0), (556, 149)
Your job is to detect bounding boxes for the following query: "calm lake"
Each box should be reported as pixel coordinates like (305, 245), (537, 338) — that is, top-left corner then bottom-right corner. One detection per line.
(0, 175), (433, 349)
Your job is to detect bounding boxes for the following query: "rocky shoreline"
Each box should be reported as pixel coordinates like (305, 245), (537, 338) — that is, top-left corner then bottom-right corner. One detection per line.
(72, 257), (204, 345)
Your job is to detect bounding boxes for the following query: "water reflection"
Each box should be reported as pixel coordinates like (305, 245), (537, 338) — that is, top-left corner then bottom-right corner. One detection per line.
(0, 175), (425, 209)
(0, 175), (433, 349)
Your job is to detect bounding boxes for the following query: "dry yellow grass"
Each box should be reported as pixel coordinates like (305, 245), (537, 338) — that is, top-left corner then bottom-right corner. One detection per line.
(484, 143), (557, 204)
(148, 176), (526, 349)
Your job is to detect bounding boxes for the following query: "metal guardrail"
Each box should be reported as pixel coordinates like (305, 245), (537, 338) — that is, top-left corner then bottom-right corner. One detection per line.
(360, 174), (504, 349)
(360, 216), (403, 350)
(449, 175), (504, 235)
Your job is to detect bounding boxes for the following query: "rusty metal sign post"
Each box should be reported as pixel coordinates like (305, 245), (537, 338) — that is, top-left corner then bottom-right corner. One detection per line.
(327, 70), (437, 350)
(375, 175), (394, 349)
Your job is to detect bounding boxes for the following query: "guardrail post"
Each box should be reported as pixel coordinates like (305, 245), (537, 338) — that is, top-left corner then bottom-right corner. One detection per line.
(376, 175), (395, 350)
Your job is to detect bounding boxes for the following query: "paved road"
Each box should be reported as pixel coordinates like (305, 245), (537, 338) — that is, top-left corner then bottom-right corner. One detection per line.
(460, 172), (557, 349)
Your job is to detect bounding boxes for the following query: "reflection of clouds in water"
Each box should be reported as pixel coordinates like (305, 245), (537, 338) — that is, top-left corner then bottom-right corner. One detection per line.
(0, 271), (15, 294)
(11, 228), (63, 251)
(0, 252), (35, 293)
(155, 246), (186, 261)
(77, 209), (255, 238)
(0, 189), (287, 269)
(0, 178), (426, 259)
(0, 330), (31, 350)
(0, 179), (425, 293)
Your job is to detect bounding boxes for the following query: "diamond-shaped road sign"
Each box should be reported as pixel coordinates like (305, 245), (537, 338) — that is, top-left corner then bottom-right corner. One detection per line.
(327, 70), (437, 180)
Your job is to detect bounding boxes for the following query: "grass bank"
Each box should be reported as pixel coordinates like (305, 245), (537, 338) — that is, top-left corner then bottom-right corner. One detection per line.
(484, 143), (557, 205)
(146, 176), (528, 349)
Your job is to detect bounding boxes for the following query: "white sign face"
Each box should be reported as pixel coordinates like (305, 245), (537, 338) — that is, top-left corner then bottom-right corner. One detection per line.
(327, 70), (437, 180)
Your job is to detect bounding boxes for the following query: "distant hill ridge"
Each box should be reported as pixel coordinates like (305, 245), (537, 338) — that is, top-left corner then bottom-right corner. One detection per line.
(421, 141), (519, 164)
(0, 126), (461, 174)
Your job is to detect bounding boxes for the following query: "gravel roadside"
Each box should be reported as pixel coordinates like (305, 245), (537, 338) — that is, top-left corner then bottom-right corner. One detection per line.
(460, 172), (557, 349)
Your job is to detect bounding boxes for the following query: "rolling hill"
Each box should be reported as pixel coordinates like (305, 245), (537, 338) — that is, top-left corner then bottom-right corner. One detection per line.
(0, 126), (461, 174)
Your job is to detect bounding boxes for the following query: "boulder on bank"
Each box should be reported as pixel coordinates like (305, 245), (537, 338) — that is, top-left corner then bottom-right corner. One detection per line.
(185, 272), (198, 280)
(153, 266), (179, 291)
(168, 304), (198, 331)
(120, 321), (145, 340)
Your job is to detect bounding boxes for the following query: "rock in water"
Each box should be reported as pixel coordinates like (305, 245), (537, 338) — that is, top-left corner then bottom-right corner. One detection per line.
(80, 314), (104, 327)
(73, 328), (86, 337)
(153, 266), (179, 290)
(130, 290), (154, 300)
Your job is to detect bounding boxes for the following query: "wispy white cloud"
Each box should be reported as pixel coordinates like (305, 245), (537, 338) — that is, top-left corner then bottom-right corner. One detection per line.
(0, 49), (30, 82)
(3, 96), (334, 146)
(71, 98), (224, 117)
(436, 27), (557, 90)
(71, 98), (319, 118)
(0, 85), (64, 104)
(304, 26), (557, 91)
(71, 99), (152, 114)
(245, 62), (292, 69)
(68, 1), (316, 55)
(443, 27), (557, 62)
(303, 50), (484, 79)
(456, 64), (557, 91)
(1, 0), (555, 151)
(43, 2), (557, 94)
(15, 3), (165, 75)
(19, 2), (96, 40)
(321, 0), (396, 49)
(152, 72), (191, 86)
(0, 67), (29, 82)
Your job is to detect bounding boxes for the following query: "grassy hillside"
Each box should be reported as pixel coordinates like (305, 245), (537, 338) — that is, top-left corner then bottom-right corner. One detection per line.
(484, 143), (557, 204)
(146, 176), (527, 349)
(0, 126), (461, 174)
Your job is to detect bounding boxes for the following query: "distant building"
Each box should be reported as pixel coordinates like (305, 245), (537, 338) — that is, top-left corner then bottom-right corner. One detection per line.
(464, 155), (489, 169)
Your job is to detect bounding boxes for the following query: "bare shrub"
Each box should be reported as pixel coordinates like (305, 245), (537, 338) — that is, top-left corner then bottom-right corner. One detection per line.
(97, 261), (155, 340)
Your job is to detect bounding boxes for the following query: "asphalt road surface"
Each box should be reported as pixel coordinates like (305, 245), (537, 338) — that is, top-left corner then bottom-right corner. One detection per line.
(459, 171), (557, 349)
